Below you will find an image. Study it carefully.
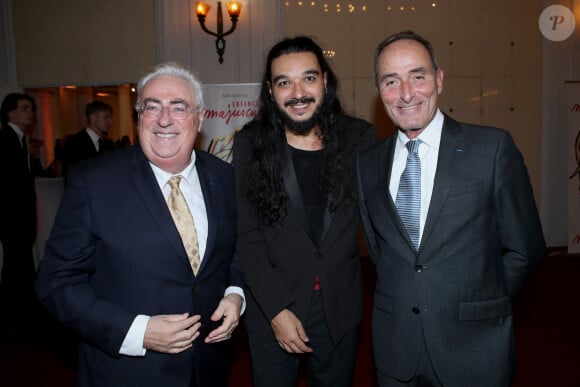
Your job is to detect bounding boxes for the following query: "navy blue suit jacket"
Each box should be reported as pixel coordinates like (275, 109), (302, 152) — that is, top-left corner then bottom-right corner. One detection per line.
(36, 144), (242, 387)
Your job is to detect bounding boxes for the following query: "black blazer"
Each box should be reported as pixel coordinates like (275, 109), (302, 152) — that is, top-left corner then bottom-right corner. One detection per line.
(233, 116), (377, 343)
(0, 124), (36, 242)
(36, 145), (243, 387)
(357, 114), (545, 387)
(62, 129), (99, 178)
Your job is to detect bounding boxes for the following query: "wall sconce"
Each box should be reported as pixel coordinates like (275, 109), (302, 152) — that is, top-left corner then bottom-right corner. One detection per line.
(195, 1), (242, 64)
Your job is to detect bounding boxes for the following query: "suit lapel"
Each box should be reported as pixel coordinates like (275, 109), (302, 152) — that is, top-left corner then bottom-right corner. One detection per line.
(129, 146), (191, 269)
(420, 116), (465, 251)
(380, 136), (414, 249)
(282, 146), (312, 239)
(195, 152), (217, 274)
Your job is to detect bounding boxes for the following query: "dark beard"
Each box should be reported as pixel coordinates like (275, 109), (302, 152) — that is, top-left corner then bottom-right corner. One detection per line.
(277, 97), (323, 135)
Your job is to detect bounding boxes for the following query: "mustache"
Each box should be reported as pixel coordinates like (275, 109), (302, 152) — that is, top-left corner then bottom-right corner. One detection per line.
(284, 97), (315, 107)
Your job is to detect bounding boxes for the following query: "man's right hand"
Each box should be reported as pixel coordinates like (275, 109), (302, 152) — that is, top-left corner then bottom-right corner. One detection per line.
(270, 309), (313, 354)
(143, 313), (201, 354)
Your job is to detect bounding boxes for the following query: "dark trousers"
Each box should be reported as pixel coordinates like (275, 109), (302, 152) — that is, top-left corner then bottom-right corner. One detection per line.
(0, 237), (37, 331)
(377, 333), (443, 387)
(248, 291), (359, 387)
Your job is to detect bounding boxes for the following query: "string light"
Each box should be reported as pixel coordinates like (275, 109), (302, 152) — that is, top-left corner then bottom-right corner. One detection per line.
(284, 2), (437, 13)
(323, 49), (336, 58)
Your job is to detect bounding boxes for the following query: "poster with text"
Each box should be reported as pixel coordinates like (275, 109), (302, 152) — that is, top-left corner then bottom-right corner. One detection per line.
(567, 82), (580, 254)
(196, 83), (260, 163)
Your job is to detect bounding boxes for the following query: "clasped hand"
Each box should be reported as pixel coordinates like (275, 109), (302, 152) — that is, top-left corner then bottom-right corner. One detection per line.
(143, 293), (243, 353)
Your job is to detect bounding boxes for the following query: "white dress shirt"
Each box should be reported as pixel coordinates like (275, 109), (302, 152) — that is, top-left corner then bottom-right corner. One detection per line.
(84, 127), (101, 152)
(7, 122), (25, 146)
(120, 152), (245, 356)
(389, 109), (444, 245)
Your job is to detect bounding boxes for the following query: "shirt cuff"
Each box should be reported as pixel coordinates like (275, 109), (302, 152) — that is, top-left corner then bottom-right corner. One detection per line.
(119, 315), (150, 356)
(225, 286), (246, 315)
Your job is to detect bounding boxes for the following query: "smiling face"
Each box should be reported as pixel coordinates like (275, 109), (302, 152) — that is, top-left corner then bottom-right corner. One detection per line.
(268, 51), (327, 134)
(138, 74), (203, 174)
(376, 39), (443, 139)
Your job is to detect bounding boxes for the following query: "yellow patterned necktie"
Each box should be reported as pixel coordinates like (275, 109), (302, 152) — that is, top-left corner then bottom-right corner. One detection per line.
(167, 175), (201, 274)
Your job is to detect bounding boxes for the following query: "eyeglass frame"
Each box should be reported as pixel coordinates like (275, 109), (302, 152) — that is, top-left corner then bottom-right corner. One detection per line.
(136, 98), (199, 120)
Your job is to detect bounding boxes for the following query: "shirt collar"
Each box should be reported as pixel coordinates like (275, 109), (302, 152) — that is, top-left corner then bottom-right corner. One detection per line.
(396, 109), (444, 151)
(150, 151), (197, 188)
(7, 122), (24, 141)
(85, 127), (101, 143)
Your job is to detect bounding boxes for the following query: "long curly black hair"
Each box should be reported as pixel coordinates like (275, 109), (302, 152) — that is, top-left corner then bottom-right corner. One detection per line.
(243, 36), (355, 225)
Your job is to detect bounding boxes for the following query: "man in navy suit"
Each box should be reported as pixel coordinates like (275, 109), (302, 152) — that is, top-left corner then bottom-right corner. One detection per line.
(36, 62), (244, 387)
(0, 93), (37, 334)
(357, 31), (545, 387)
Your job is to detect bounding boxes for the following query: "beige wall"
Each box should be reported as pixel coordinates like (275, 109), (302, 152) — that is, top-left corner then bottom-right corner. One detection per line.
(6, 0), (580, 246)
(12, 0), (157, 87)
(284, 0), (543, 204)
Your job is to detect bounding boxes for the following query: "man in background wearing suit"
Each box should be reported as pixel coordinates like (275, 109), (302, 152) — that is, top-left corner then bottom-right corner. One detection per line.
(62, 100), (113, 179)
(0, 93), (38, 335)
(233, 36), (377, 387)
(357, 31), (546, 387)
(36, 62), (244, 387)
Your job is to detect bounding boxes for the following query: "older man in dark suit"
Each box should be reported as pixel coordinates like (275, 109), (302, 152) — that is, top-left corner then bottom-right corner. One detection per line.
(36, 62), (244, 387)
(357, 31), (545, 387)
(0, 92), (37, 334)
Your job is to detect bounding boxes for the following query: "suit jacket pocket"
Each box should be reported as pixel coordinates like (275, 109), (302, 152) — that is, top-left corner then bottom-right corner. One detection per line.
(448, 182), (483, 197)
(374, 291), (393, 314)
(458, 296), (512, 321)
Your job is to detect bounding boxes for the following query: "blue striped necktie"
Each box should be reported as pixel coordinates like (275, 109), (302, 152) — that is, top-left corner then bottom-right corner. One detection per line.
(396, 139), (421, 250)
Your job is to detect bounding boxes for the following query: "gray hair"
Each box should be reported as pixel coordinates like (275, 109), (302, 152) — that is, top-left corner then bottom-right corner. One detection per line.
(374, 30), (438, 87)
(135, 62), (205, 111)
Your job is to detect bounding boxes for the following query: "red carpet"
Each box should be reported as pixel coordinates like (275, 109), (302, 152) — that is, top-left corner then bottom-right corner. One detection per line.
(1, 250), (578, 386)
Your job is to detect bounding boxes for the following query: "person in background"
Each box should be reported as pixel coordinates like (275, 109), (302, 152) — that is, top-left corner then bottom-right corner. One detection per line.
(62, 100), (113, 179)
(233, 36), (378, 387)
(116, 134), (132, 149)
(28, 138), (48, 177)
(0, 92), (38, 336)
(357, 30), (546, 387)
(36, 62), (244, 387)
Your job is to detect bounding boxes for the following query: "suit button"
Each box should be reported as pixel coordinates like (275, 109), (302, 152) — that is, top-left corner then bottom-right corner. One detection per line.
(315, 251), (322, 259)
(415, 264), (423, 272)
(412, 307), (420, 314)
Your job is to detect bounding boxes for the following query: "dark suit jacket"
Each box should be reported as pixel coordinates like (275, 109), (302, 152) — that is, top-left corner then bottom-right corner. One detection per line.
(62, 129), (99, 179)
(36, 145), (243, 387)
(0, 124), (36, 244)
(357, 114), (545, 387)
(233, 116), (377, 344)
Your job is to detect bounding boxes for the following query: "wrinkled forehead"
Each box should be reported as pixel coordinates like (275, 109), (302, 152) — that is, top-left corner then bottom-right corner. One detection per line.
(378, 39), (434, 72)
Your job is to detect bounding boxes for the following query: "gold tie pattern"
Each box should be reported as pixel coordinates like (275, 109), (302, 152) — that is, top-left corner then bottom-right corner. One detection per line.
(167, 175), (201, 274)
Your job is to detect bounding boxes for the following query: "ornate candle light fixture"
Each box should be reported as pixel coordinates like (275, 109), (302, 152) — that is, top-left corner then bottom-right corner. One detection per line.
(195, 1), (242, 64)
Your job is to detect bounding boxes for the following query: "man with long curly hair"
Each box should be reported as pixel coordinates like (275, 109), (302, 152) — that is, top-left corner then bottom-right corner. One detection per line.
(233, 36), (378, 387)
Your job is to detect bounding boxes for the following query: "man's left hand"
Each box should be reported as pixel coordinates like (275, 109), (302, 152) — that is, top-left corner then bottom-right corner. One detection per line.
(205, 293), (243, 343)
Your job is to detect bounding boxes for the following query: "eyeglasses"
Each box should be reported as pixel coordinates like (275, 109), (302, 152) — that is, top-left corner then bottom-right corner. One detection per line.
(139, 102), (195, 120)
